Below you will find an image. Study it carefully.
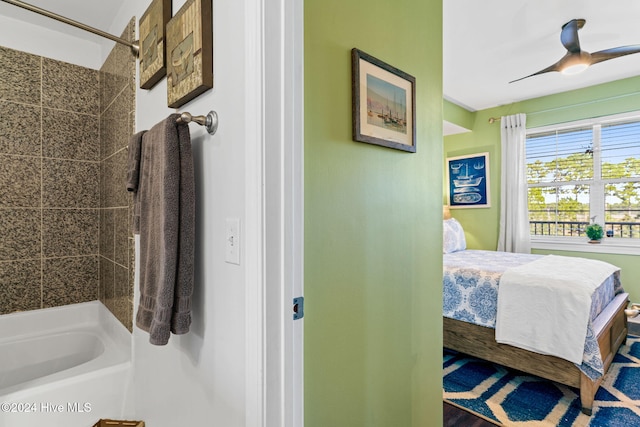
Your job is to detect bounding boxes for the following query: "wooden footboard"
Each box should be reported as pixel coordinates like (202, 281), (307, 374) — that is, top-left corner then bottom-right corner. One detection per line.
(579, 292), (628, 415)
(443, 292), (629, 416)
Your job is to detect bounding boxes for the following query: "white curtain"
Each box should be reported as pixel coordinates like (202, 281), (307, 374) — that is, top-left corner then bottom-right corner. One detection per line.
(497, 114), (531, 253)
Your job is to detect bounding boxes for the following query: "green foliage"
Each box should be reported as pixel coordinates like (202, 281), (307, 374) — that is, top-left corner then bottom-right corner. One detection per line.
(527, 154), (640, 223)
(527, 160), (547, 184)
(585, 223), (604, 240)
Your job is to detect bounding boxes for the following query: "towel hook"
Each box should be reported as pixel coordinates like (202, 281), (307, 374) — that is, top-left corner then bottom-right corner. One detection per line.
(177, 111), (219, 135)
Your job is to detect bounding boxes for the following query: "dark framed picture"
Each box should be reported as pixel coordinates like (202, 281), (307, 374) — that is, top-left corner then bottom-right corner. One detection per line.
(351, 48), (416, 152)
(166, 0), (213, 108)
(446, 152), (491, 208)
(139, 0), (171, 89)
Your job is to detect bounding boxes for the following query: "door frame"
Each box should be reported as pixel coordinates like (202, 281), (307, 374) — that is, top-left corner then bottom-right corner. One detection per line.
(244, 0), (304, 425)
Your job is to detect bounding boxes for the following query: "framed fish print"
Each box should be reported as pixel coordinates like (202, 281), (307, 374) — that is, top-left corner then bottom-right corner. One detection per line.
(351, 48), (416, 152)
(139, 0), (171, 89)
(446, 152), (491, 208)
(166, 0), (213, 108)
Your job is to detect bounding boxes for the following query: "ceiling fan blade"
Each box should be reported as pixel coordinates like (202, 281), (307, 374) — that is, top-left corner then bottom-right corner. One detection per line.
(509, 18), (638, 84)
(509, 63), (560, 83)
(589, 45), (640, 65)
(560, 19), (585, 53)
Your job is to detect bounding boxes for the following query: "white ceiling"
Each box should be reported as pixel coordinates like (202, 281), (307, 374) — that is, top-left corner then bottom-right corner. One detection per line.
(0, 0), (126, 43)
(444, 0), (640, 112)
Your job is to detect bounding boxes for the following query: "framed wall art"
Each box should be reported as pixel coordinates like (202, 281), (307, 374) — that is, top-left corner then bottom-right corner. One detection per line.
(139, 0), (171, 89)
(446, 152), (491, 208)
(351, 48), (416, 153)
(166, 0), (213, 108)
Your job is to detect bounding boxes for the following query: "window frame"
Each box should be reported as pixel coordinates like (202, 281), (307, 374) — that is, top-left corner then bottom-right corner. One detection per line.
(526, 111), (640, 255)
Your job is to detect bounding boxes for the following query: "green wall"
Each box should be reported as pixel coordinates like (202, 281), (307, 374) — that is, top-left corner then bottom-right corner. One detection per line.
(444, 75), (640, 301)
(444, 99), (474, 130)
(304, 0), (443, 426)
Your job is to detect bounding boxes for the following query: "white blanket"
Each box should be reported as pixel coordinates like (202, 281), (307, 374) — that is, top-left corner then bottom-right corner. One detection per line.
(495, 254), (619, 364)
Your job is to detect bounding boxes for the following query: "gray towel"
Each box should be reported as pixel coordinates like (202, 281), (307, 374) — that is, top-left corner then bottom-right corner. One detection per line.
(127, 114), (195, 345)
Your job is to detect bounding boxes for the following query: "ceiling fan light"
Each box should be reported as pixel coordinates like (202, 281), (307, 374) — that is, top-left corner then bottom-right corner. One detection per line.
(561, 63), (589, 75)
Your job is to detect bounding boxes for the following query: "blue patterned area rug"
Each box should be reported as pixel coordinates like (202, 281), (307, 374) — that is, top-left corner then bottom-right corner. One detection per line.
(443, 335), (640, 426)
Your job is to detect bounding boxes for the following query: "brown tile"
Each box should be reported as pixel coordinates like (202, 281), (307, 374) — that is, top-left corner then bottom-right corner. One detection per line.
(114, 207), (129, 266)
(42, 108), (99, 161)
(127, 298), (134, 332)
(0, 259), (41, 314)
(100, 160), (109, 208)
(100, 63), (128, 116)
(100, 256), (115, 311)
(99, 57), (117, 113)
(100, 19), (136, 118)
(116, 269), (128, 300)
(105, 21), (136, 111)
(123, 18), (137, 47)
(123, 90), (135, 143)
(126, 22), (137, 105)
(42, 159), (99, 208)
(114, 263), (130, 329)
(0, 155), (41, 208)
(129, 111), (136, 140)
(123, 20), (137, 128)
(0, 208), (41, 261)
(113, 149), (129, 206)
(100, 208), (115, 259)
(100, 48), (127, 114)
(0, 100), (42, 156)
(43, 256), (98, 307)
(122, 18), (137, 92)
(0, 46), (41, 105)
(100, 93), (131, 159)
(42, 209), (99, 257)
(100, 65), (128, 115)
(42, 58), (99, 116)
(101, 149), (129, 208)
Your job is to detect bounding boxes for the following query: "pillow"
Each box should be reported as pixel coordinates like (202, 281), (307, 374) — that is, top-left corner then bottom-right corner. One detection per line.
(443, 218), (466, 254)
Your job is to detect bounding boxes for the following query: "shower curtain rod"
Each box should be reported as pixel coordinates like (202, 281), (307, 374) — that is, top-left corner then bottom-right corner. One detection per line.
(0, 0), (139, 56)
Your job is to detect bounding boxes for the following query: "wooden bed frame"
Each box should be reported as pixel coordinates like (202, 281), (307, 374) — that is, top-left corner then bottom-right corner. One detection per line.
(443, 292), (629, 416)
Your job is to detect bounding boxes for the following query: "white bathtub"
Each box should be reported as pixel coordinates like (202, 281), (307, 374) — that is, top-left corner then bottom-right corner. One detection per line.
(0, 301), (132, 427)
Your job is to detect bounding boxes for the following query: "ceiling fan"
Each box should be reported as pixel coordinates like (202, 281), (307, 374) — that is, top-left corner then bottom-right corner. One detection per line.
(510, 18), (640, 83)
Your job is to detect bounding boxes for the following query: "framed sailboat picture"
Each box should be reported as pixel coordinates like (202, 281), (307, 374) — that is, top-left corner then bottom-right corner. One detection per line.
(446, 152), (491, 208)
(351, 48), (416, 152)
(166, 0), (213, 108)
(139, 0), (171, 89)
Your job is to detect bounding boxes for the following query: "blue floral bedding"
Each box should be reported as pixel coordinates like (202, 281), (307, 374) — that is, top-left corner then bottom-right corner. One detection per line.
(443, 249), (622, 380)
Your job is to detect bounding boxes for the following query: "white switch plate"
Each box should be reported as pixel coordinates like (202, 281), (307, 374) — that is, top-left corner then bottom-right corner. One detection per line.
(225, 218), (241, 265)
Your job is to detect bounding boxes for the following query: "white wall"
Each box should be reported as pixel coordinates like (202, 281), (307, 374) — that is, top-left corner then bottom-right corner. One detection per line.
(109, 0), (255, 425)
(1, 1), (267, 424)
(0, 13), (102, 69)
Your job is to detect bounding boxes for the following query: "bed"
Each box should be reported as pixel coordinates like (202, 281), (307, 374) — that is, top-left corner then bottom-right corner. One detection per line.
(442, 218), (629, 416)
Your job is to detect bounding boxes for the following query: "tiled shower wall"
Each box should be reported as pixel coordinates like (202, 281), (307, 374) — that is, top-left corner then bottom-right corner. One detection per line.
(0, 18), (136, 332)
(0, 46), (100, 313)
(99, 19), (136, 331)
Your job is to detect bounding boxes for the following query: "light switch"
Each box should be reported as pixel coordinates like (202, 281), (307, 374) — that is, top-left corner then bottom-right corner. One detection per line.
(225, 218), (241, 265)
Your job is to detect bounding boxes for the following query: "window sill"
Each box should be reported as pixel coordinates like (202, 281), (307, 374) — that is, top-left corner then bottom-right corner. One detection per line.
(531, 236), (640, 256)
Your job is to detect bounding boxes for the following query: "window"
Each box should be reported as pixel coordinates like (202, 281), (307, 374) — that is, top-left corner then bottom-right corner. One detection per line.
(526, 113), (640, 243)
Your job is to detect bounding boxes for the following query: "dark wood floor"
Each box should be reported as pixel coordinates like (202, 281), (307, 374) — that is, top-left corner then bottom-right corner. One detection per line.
(443, 401), (499, 427)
